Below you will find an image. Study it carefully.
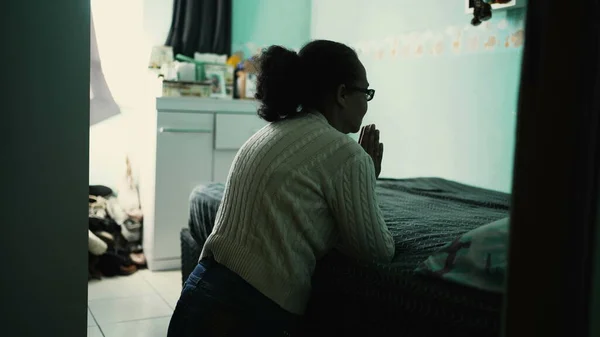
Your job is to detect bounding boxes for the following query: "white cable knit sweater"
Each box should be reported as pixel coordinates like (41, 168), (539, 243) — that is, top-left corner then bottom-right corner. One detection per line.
(200, 112), (395, 315)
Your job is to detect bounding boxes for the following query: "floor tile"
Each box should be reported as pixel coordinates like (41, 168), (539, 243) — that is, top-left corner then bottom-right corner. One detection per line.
(88, 326), (104, 337)
(142, 270), (182, 295)
(88, 294), (173, 326)
(102, 317), (171, 337)
(141, 270), (183, 309)
(88, 308), (97, 327)
(160, 290), (181, 309)
(88, 272), (156, 301)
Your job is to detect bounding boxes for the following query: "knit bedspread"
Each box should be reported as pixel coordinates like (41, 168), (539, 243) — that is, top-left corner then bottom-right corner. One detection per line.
(189, 177), (510, 268)
(188, 177), (511, 336)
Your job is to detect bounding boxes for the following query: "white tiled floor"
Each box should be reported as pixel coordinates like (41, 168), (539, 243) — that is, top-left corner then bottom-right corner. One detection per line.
(88, 269), (181, 337)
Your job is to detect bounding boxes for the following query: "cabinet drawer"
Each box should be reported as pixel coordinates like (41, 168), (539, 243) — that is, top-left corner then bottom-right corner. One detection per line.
(214, 114), (267, 150)
(157, 112), (214, 134)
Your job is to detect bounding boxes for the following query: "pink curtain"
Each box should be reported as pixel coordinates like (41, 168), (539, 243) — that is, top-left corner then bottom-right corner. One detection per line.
(90, 12), (120, 126)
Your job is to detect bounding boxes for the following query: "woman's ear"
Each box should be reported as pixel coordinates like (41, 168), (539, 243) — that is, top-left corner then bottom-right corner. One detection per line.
(336, 84), (347, 108)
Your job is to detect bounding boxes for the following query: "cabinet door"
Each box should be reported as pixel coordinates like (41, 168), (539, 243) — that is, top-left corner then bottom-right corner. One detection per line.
(214, 114), (267, 150)
(153, 112), (214, 260)
(213, 114), (267, 182)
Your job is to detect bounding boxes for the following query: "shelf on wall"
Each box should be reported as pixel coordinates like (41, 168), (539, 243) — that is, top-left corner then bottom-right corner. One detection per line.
(465, 0), (527, 14)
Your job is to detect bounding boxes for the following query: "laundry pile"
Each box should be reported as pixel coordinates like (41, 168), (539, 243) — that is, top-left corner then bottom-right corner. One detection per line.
(88, 159), (145, 280)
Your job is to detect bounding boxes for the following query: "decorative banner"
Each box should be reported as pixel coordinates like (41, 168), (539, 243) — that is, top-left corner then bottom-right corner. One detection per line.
(506, 29), (525, 49)
(390, 36), (400, 59)
(381, 36), (396, 60)
(430, 32), (446, 56)
(462, 25), (482, 54)
(413, 31), (430, 58)
(373, 39), (387, 61)
(482, 22), (499, 51)
(399, 33), (412, 58)
(444, 25), (462, 55)
(233, 13), (526, 60)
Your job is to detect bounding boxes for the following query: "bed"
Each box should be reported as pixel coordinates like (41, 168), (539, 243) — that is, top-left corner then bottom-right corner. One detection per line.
(180, 177), (510, 337)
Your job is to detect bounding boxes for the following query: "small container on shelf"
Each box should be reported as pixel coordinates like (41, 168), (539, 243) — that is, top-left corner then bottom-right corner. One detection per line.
(161, 80), (212, 97)
(236, 71), (257, 100)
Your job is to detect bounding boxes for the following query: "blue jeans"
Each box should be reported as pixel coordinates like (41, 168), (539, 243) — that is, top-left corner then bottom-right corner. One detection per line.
(167, 258), (301, 337)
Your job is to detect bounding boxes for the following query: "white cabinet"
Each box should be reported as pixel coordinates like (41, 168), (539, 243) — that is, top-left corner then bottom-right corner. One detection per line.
(153, 113), (214, 261)
(140, 97), (263, 271)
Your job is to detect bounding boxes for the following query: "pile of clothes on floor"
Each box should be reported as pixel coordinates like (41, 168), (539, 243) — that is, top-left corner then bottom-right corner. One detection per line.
(88, 160), (146, 279)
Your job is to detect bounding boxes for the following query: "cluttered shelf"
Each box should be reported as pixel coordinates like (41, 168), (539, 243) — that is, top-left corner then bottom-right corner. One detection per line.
(149, 46), (258, 101)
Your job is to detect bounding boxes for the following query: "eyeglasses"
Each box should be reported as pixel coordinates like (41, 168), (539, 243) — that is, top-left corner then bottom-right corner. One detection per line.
(348, 86), (375, 101)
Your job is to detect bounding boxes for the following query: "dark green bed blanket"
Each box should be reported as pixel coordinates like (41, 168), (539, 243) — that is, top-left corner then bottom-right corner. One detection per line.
(189, 177), (511, 336)
(190, 177), (510, 271)
(377, 178), (510, 269)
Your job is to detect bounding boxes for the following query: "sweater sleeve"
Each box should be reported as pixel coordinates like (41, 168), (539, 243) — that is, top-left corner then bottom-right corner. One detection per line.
(328, 153), (395, 263)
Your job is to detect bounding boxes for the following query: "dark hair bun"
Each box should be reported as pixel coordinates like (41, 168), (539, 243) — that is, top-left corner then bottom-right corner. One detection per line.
(255, 46), (305, 122)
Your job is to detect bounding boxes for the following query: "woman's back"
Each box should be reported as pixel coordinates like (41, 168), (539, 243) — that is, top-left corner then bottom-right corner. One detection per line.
(201, 111), (393, 314)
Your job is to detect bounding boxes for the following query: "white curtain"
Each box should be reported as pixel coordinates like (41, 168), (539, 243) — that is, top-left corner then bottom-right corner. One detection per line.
(90, 11), (120, 126)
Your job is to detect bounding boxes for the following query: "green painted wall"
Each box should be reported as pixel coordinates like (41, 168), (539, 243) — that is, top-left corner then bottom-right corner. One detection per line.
(312, 0), (524, 192)
(232, 0), (312, 56)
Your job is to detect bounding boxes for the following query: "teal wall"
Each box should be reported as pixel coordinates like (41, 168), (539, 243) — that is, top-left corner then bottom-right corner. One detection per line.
(312, 0), (524, 192)
(232, 0), (312, 56)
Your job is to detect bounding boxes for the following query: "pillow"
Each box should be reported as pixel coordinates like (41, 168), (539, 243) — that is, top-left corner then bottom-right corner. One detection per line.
(415, 217), (509, 292)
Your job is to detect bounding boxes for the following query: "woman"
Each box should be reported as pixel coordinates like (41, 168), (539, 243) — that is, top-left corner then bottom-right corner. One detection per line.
(167, 40), (395, 337)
